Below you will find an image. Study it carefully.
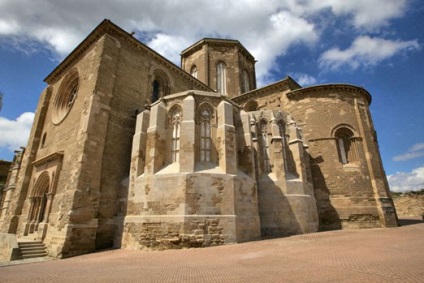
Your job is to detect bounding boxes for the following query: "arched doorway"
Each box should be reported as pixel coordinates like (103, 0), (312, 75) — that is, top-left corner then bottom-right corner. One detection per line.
(25, 172), (51, 239)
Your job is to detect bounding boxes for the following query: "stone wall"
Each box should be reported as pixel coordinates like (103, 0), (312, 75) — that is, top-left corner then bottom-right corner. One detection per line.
(0, 233), (20, 262)
(285, 85), (397, 229)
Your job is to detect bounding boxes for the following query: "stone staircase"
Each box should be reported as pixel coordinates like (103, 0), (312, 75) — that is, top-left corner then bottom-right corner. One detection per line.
(18, 241), (47, 259)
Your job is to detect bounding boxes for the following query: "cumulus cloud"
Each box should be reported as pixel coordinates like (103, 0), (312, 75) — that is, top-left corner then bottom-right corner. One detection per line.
(0, 112), (34, 151)
(393, 143), (424, 162)
(147, 34), (192, 65)
(0, 0), (413, 84)
(387, 166), (424, 192)
(319, 36), (420, 70)
(289, 73), (318, 86)
(304, 0), (408, 30)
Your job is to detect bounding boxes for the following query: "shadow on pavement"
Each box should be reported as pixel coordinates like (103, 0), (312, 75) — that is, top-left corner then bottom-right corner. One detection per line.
(398, 216), (423, 227)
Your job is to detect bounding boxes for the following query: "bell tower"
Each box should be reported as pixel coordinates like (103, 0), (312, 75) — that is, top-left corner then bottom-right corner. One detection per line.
(181, 38), (257, 97)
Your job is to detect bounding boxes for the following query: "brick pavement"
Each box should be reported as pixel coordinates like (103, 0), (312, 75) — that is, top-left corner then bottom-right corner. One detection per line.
(1, 218), (423, 282)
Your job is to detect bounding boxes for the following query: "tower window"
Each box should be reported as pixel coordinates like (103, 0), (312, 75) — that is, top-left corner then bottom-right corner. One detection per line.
(190, 65), (198, 79)
(216, 62), (226, 94)
(242, 69), (250, 93)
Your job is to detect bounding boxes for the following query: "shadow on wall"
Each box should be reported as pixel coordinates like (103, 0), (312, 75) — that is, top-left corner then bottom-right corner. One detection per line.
(310, 154), (342, 231)
(113, 176), (129, 249)
(257, 174), (302, 238)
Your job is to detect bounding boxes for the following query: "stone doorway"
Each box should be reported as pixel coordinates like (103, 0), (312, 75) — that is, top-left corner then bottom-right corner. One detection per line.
(24, 172), (52, 240)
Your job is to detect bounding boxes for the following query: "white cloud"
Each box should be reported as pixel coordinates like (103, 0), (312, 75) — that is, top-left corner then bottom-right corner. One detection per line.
(387, 166), (424, 192)
(0, 0), (321, 84)
(0, 0), (414, 82)
(289, 72), (317, 86)
(305, 0), (408, 30)
(147, 34), (192, 64)
(409, 143), (424, 152)
(319, 36), (420, 70)
(393, 143), (424, 162)
(0, 112), (34, 151)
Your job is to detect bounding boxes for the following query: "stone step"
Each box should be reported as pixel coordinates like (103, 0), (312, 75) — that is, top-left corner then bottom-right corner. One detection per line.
(18, 242), (44, 247)
(21, 252), (47, 259)
(18, 241), (47, 259)
(20, 246), (46, 252)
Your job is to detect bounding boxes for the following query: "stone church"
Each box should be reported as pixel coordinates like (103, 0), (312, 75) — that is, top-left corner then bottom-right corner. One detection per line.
(0, 20), (397, 259)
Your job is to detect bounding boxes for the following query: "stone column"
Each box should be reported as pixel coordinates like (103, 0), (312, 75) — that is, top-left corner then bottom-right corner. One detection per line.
(239, 111), (255, 179)
(42, 193), (54, 223)
(131, 110), (150, 179)
(180, 94), (196, 172)
(23, 197), (35, 235)
(145, 101), (167, 175)
(270, 117), (286, 182)
(287, 119), (308, 190)
(0, 186), (13, 220)
(217, 100), (237, 174)
(29, 198), (39, 233)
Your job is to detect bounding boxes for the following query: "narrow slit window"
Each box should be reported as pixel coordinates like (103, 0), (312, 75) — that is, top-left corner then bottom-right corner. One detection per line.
(216, 62), (226, 94)
(152, 80), (160, 103)
(190, 65), (198, 79)
(335, 127), (358, 164)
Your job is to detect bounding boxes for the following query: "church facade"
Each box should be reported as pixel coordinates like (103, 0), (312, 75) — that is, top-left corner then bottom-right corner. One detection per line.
(0, 20), (397, 258)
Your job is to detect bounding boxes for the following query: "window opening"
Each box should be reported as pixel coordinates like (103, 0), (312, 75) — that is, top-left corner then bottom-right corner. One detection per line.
(242, 70), (250, 93)
(216, 62), (226, 94)
(190, 65), (198, 79)
(152, 80), (160, 103)
(335, 128), (358, 164)
(200, 109), (212, 162)
(171, 109), (182, 162)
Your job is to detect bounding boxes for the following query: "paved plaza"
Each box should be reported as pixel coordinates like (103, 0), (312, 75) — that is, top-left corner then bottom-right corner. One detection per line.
(1, 217), (423, 282)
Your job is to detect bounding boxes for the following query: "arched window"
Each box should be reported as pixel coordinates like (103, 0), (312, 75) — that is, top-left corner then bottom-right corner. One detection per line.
(260, 120), (271, 173)
(152, 80), (160, 103)
(242, 69), (250, 93)
(190, 65), (198, 79)
(151, 70), (170, 104)
(216, 61), (226, 94)
(335, 127), (358, 164)
(199, 108), (212, 162)
(170, 108), (182, 163)
(244, 100), (258, 111)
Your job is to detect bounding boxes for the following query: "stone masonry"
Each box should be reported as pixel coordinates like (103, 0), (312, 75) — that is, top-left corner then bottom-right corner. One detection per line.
(0, 19), (397, 259)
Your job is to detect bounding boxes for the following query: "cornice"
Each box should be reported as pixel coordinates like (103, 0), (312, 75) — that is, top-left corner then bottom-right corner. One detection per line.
(287, 84), (372, 104)
(33, 151), (64, 168)
(181, 38), (255, 62)
(44, 19), (212, 92)
(231, 76), (301, 103)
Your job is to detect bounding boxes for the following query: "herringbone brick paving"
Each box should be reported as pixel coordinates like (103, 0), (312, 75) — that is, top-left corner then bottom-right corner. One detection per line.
(1, 218), (423, 282)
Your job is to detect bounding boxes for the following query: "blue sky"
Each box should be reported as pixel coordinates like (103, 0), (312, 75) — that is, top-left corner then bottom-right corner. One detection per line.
(0, 0), (423, 192)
